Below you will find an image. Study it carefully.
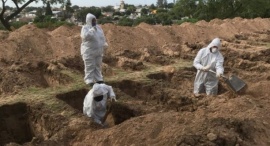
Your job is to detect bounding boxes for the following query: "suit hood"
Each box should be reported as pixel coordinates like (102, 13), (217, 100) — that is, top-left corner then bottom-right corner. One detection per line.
(85, 13), (96, 27)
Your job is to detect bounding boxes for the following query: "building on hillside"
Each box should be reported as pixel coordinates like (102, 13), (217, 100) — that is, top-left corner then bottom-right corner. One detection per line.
(114, 0), (126, 13)
(24, 10), (36, 19)
(120, 0), (125, 9)
(52, 11), (62, 18)
(135, 8), (142, 17)
(102, 12), (113, 17)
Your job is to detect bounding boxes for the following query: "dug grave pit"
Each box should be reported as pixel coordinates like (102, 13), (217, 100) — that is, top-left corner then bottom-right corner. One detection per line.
(0, 102), (64, 146)
(55, 88), (141, 126)
(0, 102), (33, 145)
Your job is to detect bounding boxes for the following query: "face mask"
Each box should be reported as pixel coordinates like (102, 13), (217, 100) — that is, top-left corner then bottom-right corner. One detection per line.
(211, 47), (217, 53)
(92, 22), (96, 27)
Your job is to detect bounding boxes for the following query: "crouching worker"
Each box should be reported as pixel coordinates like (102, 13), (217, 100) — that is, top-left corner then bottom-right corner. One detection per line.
(83, 83), (117, 125)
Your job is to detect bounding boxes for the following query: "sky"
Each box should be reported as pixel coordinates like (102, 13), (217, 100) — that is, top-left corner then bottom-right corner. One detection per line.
(4, 0), (175, 7)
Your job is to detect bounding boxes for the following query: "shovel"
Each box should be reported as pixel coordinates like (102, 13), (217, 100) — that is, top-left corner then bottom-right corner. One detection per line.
(101, 100), (114, 124)
(209, 70), (247, 93)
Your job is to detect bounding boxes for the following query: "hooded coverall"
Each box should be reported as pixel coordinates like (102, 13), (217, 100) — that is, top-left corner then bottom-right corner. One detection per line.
(83, 83), (116, 125)
(80, 13), (108, 85)
(193, 38), (224, 95)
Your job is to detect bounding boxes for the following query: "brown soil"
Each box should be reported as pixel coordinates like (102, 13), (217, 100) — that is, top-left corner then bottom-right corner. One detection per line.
(0, 18), (270, 146)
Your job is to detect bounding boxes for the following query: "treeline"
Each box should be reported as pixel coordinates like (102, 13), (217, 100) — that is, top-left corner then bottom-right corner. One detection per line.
(115, 0), (270, 26)
(1, 0), (270, 30)
(174, 0), (270, 21)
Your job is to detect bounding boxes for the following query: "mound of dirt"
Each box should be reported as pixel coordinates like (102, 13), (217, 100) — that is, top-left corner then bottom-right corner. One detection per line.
(50, 25), (81, 37)
(209, 18), (224, 25)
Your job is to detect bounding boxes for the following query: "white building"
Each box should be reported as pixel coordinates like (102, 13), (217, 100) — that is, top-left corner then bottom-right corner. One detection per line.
(114, 0), (126, 12)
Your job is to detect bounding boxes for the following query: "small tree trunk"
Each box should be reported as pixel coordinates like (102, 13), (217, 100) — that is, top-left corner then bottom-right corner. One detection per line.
(0, 17), (12, 31)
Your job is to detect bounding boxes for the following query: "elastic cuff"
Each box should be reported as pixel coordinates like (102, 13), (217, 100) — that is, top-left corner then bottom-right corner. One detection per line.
(96, 81), (104, 84)
(88, 83), (94, 87)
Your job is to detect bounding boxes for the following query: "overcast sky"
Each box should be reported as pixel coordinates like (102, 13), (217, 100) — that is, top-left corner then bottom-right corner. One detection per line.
(4, 0), (175, 7)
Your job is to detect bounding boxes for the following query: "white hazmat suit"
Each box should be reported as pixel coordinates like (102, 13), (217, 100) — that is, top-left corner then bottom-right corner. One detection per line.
(83, 83), (116, 125)
(193, 38), (224, 95)
(80, 13), (108, 85)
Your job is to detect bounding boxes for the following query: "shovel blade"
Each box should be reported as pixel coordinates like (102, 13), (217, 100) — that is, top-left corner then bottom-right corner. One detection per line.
(227, 75), (246, 93)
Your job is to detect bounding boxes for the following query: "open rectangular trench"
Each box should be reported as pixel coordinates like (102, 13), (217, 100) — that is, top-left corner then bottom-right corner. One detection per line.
(0, 102), (64, 146)
(55, 88), (141, 126)
(0, 102), (34, 145)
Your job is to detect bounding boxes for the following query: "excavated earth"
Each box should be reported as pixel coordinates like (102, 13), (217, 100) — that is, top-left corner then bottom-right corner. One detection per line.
(0, 17), (270, 146)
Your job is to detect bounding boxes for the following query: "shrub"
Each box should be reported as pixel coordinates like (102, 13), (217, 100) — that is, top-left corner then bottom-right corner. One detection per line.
(133, 16), (156, 26)
(98, 17), (114, 25)
(117, 17), (133, 26)
(0, 21), (28, 30)
(34, 21), (74, 29)
(175, 18), (199, 25)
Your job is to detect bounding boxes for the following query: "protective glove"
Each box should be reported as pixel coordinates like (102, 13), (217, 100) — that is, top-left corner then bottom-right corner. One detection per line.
(216, 72), (222, 78)
(201, 64), (211, 72)
(110, 96), (117, 102)
(103, 42), (109, 50)
(89, 27), (96, 32)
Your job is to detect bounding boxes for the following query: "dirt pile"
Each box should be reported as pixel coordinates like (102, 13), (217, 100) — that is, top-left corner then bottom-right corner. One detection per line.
(0, 17), (270, 146)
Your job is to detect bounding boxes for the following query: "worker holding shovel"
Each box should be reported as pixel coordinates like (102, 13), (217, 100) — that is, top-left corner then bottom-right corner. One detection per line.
(193, 38), (224, 96)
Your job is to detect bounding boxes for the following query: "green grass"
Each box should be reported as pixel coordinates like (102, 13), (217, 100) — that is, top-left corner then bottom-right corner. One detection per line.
(0, 58), (193, 116)
(265, 43), (270, 48)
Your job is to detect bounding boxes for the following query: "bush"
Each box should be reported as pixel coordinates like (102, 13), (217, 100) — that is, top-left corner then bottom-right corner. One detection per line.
(117, 18), (133, 26)
(155, 12), (173, 25)
(0, 24), (5, 30)
(34, 21), (74, 29)
(98, 17), (114, 25)
(0, 21), (28, 30)
(175, 18), (199, 25)
(34, 15), (57, 23)
(11, 21), (28, 29)
(133, 16), (156, 26)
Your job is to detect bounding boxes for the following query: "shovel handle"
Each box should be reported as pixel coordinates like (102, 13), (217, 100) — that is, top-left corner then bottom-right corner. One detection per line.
(208, 70), (227, 79)
(101, 100), (113, 124)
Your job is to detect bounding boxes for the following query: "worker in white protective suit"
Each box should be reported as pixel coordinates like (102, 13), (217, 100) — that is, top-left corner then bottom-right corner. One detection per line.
(83, 83), (117, 125)
(193, 38), (224, 96)
(80, 13), (108, 86)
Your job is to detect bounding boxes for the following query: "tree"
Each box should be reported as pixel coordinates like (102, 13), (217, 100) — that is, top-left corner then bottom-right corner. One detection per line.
(149, 4), (156, 10)
(72, 5), (80, 11)
(45, 1), (53, 16)
(164, 0), (168, 9)
(141, 8), (149, 16)
(65, 0), (73, 13)
(0, 0), (63, 31)
(126, 5), (136, 13)
(75, 7), (102, 23)
(62, 0), (74, 20)
(157, 0), (164, 8)
(102, 6), (114, 12)
(35, 7), (43, 17)
(167, 3), (174, 9)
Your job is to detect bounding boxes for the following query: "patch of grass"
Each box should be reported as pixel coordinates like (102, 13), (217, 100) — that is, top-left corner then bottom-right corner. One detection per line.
(265, 43), (270, 48)
(106, 59), (192, 83)
(0, 58), (193, 118)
